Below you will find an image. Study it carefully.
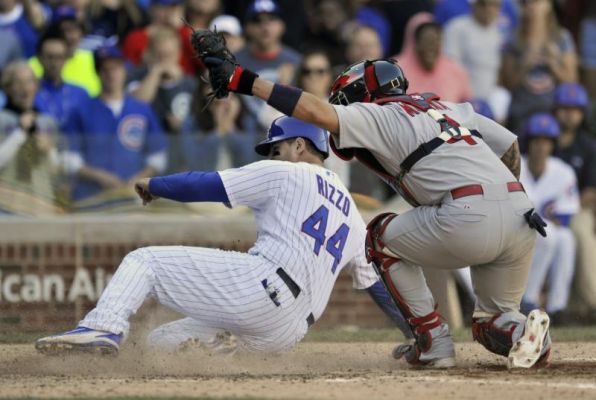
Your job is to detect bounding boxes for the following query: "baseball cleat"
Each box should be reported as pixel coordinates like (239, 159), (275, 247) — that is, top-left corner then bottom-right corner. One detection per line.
(35, 326), (122, 356)
(507, 309), (551, 369)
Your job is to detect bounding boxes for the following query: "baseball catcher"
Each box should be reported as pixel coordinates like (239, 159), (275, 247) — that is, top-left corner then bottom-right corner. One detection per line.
(190, 28), (552, 369)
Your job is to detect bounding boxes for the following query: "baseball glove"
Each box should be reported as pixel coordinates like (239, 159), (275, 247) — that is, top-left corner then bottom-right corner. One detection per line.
(190, 28), (258, 100)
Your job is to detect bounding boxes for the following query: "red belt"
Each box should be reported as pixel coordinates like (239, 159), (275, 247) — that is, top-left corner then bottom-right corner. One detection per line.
(451, 182), (525, 200)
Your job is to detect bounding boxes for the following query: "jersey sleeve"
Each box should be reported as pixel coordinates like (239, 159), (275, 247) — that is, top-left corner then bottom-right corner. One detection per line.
(218, 160), (290, 210)
(473, 112), (517, 157)
(343, 252), (380, 290)
(332, 103), (398, 152)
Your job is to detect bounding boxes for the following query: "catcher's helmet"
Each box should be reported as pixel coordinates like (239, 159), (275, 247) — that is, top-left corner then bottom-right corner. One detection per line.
(526, 113), (560, 139)
(329, 59), (408, 105)
(553, 82), (589, 109)
(255, 116), (329, 159)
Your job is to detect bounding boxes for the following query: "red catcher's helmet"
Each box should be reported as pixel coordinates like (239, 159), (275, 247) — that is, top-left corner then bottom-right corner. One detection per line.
(329, 58), (408, 105)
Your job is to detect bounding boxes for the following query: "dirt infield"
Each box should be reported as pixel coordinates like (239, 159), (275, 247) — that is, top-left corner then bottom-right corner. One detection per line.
(1, 342), (596, 399)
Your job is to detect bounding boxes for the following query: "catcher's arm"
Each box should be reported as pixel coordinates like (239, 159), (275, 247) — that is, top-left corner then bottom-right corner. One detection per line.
(251, 79), (340, 134)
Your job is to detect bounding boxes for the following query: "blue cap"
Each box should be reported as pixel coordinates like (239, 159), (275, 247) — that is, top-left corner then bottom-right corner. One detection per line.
(526, 113), (560, 139)
(469, 98), (494, 120)
(94, 45), (125, 71)
(553, 82), (589, 109)
(255, 116), (329, 159)
(52, 5), (77, 24)
(246, 0), (281, 21)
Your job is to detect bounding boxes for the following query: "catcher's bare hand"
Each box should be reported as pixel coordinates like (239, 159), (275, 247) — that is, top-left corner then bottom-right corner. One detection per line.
(134, 178), (159, 205)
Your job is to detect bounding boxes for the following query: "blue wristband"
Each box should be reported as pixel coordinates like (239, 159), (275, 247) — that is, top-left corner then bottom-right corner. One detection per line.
(266, 84), (303, 116)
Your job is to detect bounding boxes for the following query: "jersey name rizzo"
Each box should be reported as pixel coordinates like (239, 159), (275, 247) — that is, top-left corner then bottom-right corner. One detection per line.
(316, 174), (351, 217)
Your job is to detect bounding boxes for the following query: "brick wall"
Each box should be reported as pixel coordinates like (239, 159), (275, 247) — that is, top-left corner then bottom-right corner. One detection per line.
(0, 216), (392, 332)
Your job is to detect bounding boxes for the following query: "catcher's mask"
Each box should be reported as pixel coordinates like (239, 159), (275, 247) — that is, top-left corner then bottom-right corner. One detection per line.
(329, 59), (409, 105)
(255, 116), (330, 159)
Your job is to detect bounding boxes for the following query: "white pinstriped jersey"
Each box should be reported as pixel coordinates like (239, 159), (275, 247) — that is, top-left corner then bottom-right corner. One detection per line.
(219, 160), (378, 320)
(520, 156), (580, 222)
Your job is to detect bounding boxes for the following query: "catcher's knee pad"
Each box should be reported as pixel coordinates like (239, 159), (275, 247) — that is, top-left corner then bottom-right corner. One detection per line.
(366, 212), (400, 271)
(472, 312), (525, 357)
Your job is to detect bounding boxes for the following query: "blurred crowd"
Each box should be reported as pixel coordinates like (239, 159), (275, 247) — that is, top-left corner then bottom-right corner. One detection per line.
(1, 0), (596, 322)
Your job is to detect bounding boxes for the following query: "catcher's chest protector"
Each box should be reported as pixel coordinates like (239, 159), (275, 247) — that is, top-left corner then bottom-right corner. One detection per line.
(334, 93), (482, 206)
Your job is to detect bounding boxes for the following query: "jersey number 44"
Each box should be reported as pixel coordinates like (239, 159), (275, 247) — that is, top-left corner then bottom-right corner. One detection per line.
(301, 205), (350, 274)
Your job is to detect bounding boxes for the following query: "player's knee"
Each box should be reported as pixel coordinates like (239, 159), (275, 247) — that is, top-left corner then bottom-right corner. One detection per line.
(366, 212), (401, 270)
(472, 311), (526, 356)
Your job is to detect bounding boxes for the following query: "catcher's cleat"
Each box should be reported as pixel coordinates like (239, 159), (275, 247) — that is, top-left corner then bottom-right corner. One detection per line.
(507, 309), (551, 369)
(35, 326), (122, 356)
(392, 324), (456, 368)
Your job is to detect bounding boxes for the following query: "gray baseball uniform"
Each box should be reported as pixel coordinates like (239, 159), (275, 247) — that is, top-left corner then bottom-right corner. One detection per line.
(331, 100), (536, 318)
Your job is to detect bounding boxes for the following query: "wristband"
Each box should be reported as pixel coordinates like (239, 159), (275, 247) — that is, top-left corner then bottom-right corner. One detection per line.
(267, 84), (303, 116)
(228, 66), (258, 96)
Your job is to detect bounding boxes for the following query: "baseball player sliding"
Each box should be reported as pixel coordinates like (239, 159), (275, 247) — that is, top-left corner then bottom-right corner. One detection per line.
(187, 28), (552, 368)
(35, 116), (411, 355)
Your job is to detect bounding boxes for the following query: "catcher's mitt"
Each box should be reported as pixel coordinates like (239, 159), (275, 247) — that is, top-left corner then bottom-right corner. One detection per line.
(190, 28), (259, 102)
(190, 29), (237, 99)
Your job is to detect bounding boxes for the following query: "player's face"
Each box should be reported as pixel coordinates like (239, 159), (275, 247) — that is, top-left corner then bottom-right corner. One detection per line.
(528, 137), (555, 160)
(555, 107), (584, 132)
(268, 139), (300, 162)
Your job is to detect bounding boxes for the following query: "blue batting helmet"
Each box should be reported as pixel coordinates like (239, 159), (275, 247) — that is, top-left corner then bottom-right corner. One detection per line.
(526, 113), (560, 139)
(255, 116), (329, 159)
(553, 82), (589, 109)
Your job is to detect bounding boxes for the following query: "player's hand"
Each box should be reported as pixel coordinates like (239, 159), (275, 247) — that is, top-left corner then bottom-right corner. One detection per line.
(134, 178), (159, 205)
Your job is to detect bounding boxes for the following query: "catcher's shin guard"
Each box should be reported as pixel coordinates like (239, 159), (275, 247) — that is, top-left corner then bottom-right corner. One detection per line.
(366, 212), (446, 365)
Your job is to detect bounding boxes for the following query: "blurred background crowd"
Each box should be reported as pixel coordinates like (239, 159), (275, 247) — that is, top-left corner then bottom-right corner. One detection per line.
(1, 0), (596, 323)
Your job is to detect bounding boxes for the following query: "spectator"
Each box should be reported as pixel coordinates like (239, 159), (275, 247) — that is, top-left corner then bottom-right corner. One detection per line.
(235, 0), (301, 135)
(0, 61), (61, 203)
(0, 0), (50, 58)
(433, 0), (518, 37)
(85, 0), (146, 46)
(395, 14), (473, 102)
(29, 7), (102, 96)
(379, 0), (433, 56)
(295, 49), (349, 185)
(342, 26), (387, 200)
(33, 29), (90, 129)
(350, 0), (391, 56)
(500, 0), (578, 135)
(209, 14), (244, 54)
(345, 25), (382, 65)
(63, 46), (167, 202)
(553, 82), (596, 315)
(128, 26), (196, 172)
(178, 0), (222, 75)
(520, 113), (579, 324)
(303, 0), (351, 66)
(0, 27), (23, 72)
(180, 79), (253, 171)
(443, 0), (511, 122)
(122, 0), (198, 75)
